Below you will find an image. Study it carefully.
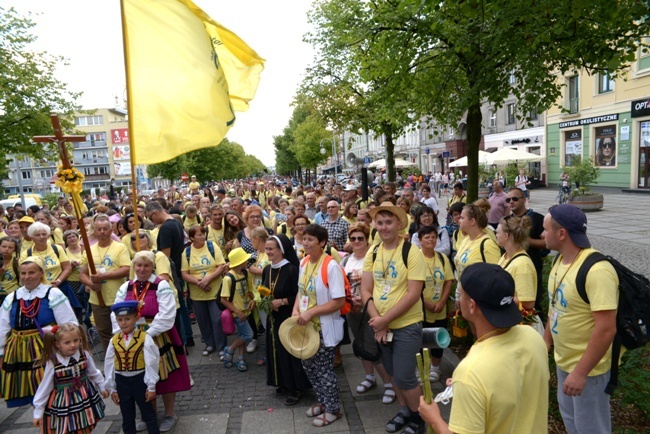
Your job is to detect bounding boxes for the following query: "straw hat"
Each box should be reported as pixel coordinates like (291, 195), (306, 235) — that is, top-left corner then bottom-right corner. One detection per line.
(278, 316), (320, 360)
(228, 247), (251, 268)
(367, 201), (409, 230)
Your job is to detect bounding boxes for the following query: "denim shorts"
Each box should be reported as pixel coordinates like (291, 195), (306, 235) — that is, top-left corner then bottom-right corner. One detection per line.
(234, 316), (254, 344)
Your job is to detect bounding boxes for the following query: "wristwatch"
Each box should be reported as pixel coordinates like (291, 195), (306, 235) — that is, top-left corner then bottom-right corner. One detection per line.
(281, 299), (285, 306)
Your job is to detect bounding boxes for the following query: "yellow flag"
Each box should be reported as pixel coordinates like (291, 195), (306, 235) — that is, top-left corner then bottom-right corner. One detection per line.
(121, 0), (265, 165)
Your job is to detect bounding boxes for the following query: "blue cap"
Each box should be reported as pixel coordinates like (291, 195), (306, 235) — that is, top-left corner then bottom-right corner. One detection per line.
(111, 300), (140, 316)
(549, 204), (590, 249)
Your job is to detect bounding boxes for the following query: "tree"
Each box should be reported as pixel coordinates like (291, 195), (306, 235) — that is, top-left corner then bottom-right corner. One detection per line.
(292, 113), (330, 181)
(304, 0), (650, 200)
(146, 154), (188, 183)
(0, 7), (81, 158)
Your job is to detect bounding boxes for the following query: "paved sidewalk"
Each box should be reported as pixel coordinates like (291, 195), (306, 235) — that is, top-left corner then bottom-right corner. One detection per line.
(1, 187), (648, 433)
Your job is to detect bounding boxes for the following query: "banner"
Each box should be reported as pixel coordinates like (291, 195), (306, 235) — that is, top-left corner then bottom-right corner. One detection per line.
(122, 0), (265, 165)
(114, 161), (132, 176)
(113, 145), (130, 161)
(111, 128), (129, 144)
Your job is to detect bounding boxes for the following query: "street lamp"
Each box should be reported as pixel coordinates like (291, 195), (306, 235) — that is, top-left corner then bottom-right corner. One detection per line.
(320, 138), (337, 178)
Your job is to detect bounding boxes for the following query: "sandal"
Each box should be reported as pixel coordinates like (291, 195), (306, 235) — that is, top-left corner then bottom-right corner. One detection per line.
(223, 349), (234, 368)
(305, 404), (326, 417)
(235, 359), (248, 372)
(385, 411), (408, 433)
(312, 412), (342, 427)
(257, 357), (266, 366)
(284, 392), (301, 406)
(382, 384), (396, 404)
(356, 378), (377, 393)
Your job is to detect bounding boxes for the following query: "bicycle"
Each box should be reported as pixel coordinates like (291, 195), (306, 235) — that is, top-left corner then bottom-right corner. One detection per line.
(556, 182), (571, 204)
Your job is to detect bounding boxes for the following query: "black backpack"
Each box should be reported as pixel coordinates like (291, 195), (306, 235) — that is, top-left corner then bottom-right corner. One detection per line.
(555, 252), (650, 394)
(217, 270), (248, 311)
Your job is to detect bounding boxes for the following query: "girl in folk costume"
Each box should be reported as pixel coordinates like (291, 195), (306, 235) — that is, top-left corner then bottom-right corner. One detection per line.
(32, 323), (108, 434)
(0, 256), (77, 408)
(111, 251), (190, 431)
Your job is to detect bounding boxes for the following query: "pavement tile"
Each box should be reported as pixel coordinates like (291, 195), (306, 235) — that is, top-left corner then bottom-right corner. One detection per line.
(172, 413), (228, 434)
(242, 408), (295, 433)
(0, 405), (17, 425)
(294, 407), (350, 433)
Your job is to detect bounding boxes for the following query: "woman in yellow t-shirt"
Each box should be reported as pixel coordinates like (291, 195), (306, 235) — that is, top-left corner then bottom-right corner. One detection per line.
(0, 237), (20, 302)
(35, 210), (65, 247)
(496, 215), (542, 334)
(454, 204), (501, 308)
(181, 225), (227, 357)
(247, 226), (270, 333)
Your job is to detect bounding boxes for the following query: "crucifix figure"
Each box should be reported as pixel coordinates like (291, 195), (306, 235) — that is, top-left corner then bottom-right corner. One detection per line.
(33, 114), (105, 306)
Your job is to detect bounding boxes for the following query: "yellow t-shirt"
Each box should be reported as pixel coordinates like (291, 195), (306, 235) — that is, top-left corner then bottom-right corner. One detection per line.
(182, 215), (201, 232)
(0, 254), (19, 295)
(448, 193), (467, 208)
(455, 226), (497, 247)
(188, 181), (200, 191)
(21, 238), (35, 252)
(498, 251), (537, 303)
(20, 244), (69, 284)
(298, 255), (325, 330)
(206, 225), (226, 255)
(454, 234), (501, 279)
(65, 247), (87, 282)
(129, 251), (180, 309)
(51, 227), (65, 246)
(548, 249), (619, 376)
(449, 325), (549, 434)
(362, 240), (426, 329)
(221, 269), (254, 317)
(181, 242), (225, 301)
(121, 231), (157, 259)
(248, 251), (270, 298)
(88, 241), (131, 305)
(422, 253), (454, 322)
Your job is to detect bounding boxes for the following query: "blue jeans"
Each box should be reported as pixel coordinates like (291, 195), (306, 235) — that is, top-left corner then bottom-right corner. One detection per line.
(234, 316), (254, 344)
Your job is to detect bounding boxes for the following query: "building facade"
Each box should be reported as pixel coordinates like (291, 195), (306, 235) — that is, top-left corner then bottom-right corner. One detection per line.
(546, 50), (650, 190)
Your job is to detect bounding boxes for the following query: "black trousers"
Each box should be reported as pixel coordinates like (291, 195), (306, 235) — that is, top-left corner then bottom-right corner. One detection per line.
(116, 372), (159, 434)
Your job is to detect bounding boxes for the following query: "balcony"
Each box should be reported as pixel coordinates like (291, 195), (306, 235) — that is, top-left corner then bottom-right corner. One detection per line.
(83, 173), (110, 182)
(74, 157), (109, 165)
(74, 140), (108, 149)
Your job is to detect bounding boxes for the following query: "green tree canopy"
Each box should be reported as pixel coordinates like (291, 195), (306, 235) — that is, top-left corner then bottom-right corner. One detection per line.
(0, 7), (81, 158)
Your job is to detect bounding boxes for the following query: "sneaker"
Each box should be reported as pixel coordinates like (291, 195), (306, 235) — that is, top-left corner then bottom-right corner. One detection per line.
(135, 420), (147, 432)
(429, 366), (441, 382)
(219, 350), (224, 361)
(246, 339), (258, 353)
(190, 374), (195, 387)
(202, 346), (215, 356)
(159, 415), (178, 432)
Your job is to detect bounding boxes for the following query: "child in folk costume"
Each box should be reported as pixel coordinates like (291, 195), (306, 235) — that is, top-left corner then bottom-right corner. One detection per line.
(105, 301), (160, 434)
(32, 323), (108, 434)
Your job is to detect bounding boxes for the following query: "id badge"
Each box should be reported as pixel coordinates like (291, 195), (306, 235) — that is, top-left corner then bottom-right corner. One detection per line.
(383, 284), (390, 296)
(433, 285), (442, 299)
(98, 267), (106, 274)
(300, 295), (309, 312)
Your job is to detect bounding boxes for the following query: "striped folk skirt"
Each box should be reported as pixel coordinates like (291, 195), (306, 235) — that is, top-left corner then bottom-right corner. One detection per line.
(1, 329), (44, 407)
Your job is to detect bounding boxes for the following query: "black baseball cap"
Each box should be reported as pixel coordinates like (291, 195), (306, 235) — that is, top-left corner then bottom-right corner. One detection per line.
(548, 204), (590, 248)
(461, 263), (522, 328)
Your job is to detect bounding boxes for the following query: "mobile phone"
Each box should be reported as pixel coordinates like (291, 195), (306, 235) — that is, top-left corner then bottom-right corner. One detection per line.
(386, 332), (394, 343)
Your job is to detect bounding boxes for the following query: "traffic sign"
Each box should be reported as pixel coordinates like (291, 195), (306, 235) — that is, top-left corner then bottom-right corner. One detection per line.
(442, 151), (451, 158)
(363, 157), (371, 164)
(181, 173), (189, 182)
(425, 148), (430, 155)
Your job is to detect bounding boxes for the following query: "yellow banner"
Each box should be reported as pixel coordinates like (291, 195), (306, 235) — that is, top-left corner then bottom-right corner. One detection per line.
(122, 0), (265, 165)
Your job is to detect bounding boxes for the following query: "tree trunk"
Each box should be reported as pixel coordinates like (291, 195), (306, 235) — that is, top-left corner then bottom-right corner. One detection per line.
(382, 122), (396, 182)
(465, 101), (482, 202)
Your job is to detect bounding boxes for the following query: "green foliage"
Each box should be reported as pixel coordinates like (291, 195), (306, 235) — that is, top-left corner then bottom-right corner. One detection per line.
(291, 113), (330, 171)
(147, 138), (264, 182)
(565, 156), (600, 195)
(0, 7), (81, 158)
(400, 166), (421, 178)
(42, 193), (61, 208)
(504, 164), (522, 189)
(617, 347), (650, 419)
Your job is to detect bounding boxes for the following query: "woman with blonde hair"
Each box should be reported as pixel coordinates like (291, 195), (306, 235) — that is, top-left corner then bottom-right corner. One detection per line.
(34, 210), (65, 247)
(342, 201), (358, 225)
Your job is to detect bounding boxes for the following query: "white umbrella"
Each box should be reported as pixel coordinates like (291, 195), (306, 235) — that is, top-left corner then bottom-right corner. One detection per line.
(449, 150), (491, 167)
(368, 158), (415, 169)
(488, 147), (544, 165)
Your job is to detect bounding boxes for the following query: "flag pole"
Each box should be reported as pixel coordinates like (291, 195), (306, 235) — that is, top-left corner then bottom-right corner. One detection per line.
(120, 0), (141, 251)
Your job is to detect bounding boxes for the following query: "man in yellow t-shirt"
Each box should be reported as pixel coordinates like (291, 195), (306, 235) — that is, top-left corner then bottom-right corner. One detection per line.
(80, 215), (131, 351)
(543, 204), (618, 434)
(188, 175), (201, 195)
(361, 201), (426, 434)
(419, 262), (549, 434)
(207, 205), (227, 255)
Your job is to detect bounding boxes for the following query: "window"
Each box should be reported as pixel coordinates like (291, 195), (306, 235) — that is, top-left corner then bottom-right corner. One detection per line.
(39, 170), (53, 178)
(508, 70), (516, 85)
(529, 107), (538, 121)
(21, 171), (31, 179)
(506, 104), (516, 124)
(83, 167), (92, 176)
(75, 115), (103, 126)
(489, 109), (496, 128)
(598, 73), (614, 93)
(85, 132), (106, 144)
(568, 76), (579, 113)
(564, 130), (582, 167)
(639, 38), (650, 71)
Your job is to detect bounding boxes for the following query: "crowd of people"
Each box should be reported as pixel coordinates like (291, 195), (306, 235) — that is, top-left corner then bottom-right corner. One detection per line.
(0, 172), (619, 434)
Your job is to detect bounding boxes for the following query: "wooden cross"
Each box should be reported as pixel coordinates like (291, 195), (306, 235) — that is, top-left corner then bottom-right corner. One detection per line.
(33, 114), (105, 306)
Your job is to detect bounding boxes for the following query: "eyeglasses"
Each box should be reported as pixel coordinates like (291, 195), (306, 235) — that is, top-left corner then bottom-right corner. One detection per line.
(248, 215), (261, 219)
(420, 214), (433, 219)
(130, 233), (147, 241)
(505, 197), (523, 203)
(350, 236), (366, 242)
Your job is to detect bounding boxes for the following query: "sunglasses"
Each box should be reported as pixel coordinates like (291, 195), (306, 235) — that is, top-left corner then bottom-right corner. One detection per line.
(602, 143), (613, 149)
(350, 236), (366, 242)
(505, 197), (523, 203)
(130, 233), (147, 241)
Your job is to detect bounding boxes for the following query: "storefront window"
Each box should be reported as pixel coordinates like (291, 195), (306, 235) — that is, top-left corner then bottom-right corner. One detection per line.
(594, 125), (617, 167)
(639, 121), (650, 188)
(564, 130), (582, 166)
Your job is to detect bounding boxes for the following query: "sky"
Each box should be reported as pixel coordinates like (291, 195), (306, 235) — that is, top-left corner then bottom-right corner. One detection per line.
(7, 0), (315, 167)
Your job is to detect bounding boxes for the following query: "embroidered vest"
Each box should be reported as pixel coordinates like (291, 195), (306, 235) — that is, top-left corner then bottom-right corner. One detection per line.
(111, 329), (147, 372)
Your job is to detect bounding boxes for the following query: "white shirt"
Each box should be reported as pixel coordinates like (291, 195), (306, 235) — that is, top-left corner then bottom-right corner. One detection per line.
(111, 274), (175, 337)
(104, 330), (160, 393)
(33, 349), (105, 419)
(421, 196), (440, 213)
(0, 284), (78, 356)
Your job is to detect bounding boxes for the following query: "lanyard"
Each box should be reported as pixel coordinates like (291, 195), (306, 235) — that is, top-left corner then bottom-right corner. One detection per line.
(551, 250), (583, 307)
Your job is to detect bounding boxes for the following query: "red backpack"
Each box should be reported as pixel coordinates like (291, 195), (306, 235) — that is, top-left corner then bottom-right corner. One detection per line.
(301, 254), (353, 315)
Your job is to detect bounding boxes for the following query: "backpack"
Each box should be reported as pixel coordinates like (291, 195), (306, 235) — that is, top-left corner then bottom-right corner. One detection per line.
(553, 251), (650, 394)
(182, 214), (202, 225)
(301, 254), (353, 315)
(217, 270), (249, 311)
(27, 244), (60, 259)
(185, 240), (216, 264)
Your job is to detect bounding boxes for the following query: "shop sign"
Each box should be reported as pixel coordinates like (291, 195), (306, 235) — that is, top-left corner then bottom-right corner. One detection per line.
(631, 98), (650, 118)
(559, 114), (618, 129)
